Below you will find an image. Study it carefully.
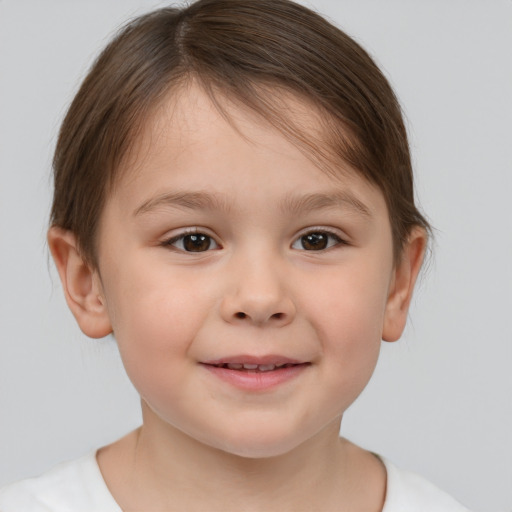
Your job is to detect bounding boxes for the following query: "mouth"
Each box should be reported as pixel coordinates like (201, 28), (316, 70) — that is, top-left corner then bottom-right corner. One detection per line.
(200, 357), (310, 390)
(205, 362), (303, 372)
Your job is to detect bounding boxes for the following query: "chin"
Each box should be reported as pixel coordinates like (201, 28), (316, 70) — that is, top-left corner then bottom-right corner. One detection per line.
(204, 425), (310, 460)
(217, 442), (301, 460)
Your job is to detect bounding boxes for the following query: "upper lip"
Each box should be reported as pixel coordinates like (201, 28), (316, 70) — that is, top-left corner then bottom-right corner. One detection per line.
(201, 355), (305, 366)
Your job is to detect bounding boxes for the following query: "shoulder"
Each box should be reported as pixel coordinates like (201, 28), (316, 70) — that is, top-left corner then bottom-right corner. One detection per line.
(381, 457), (471, 512)
(0, 452), (121, 512)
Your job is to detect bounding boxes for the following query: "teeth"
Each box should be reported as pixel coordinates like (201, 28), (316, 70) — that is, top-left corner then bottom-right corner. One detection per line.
(258, 364), (276, 372)
(215, 362), (297, 371)
(227, 363), (279, 371)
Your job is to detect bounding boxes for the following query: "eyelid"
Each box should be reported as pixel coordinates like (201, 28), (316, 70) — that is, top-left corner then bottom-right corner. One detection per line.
(291, 227), (347, 250)
(162, 227), (221, 252)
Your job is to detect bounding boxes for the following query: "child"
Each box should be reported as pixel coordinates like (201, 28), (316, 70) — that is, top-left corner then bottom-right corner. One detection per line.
(0, 0), (471, 510)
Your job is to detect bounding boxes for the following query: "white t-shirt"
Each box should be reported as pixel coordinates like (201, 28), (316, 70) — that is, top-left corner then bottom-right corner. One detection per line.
(0, 452), (470, 511)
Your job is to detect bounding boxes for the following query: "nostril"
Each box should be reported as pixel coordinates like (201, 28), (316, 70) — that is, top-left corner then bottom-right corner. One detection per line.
(232, 311), (289, 322)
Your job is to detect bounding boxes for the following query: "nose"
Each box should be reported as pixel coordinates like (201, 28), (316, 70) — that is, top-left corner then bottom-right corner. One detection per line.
(220, 254), (296, 327)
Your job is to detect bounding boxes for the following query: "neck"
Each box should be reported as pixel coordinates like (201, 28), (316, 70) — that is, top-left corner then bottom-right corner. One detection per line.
(98, 404), (386, 511)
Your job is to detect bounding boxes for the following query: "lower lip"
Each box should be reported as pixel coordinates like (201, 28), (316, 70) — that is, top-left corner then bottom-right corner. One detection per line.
(201, 364), (309, 391)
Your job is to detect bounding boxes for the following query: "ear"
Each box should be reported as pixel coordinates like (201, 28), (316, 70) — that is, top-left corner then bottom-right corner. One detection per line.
(48, 227), (112, 339)
(382, 227), (427, 342)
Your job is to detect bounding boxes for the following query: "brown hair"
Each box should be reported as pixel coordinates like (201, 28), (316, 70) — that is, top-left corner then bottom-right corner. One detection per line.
(50, 0), (430, 265)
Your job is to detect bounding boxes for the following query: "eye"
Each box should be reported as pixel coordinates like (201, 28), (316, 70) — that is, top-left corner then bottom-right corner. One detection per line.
(164, 232), (219, 252)
(292, 231), (344, 251)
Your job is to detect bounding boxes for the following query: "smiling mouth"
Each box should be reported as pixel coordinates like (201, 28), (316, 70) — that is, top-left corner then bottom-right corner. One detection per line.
(206, 362), (304, 372)
(201, 359), (310, 390)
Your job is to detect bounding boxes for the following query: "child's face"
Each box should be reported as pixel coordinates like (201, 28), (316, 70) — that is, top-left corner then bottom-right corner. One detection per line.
(89, 85), (406, 457)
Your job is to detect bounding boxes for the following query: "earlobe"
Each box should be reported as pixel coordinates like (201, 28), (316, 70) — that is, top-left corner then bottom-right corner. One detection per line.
(382, 228), (427, 342)
(47, 227), (112, 339)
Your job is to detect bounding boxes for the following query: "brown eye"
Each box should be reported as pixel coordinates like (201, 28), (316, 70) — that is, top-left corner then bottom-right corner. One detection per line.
(292, 231), (343, 251)
(182, 234), (212, 252)
(165, 232), (219, 252)
(301, 233), (328, 250)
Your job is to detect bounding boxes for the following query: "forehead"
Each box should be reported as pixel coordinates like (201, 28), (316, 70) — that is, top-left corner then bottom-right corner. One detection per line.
(127, 82), (327, 168)
(113, 81), (386, 218)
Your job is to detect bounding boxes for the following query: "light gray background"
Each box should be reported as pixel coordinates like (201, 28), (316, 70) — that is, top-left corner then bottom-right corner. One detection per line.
(1, 1), (511, 511)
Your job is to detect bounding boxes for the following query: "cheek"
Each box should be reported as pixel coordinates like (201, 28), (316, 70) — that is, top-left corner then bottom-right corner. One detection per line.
(101, 261), (211, 381)
(298, 259), (391, 394)
(303, 261), (391, 343)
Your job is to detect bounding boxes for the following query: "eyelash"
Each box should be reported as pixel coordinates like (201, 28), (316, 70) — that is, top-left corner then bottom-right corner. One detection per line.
(292, 229), (346, 251)
(162, 229), (220, 253)
(162, 228), (346, 253)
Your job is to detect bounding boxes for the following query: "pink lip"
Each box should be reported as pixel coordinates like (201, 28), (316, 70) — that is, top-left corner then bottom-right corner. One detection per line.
(200, 355), (310, 391)
(202, 354), (303, 366)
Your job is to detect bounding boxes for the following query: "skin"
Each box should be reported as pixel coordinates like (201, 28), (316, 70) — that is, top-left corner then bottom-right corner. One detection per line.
(48, 83), (426, 511)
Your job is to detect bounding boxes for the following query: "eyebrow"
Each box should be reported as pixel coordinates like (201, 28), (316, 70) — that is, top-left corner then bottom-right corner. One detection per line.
(134, 191), (233, 216)
(279, 191), (372, 218)
(134, 190), (372, 218)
